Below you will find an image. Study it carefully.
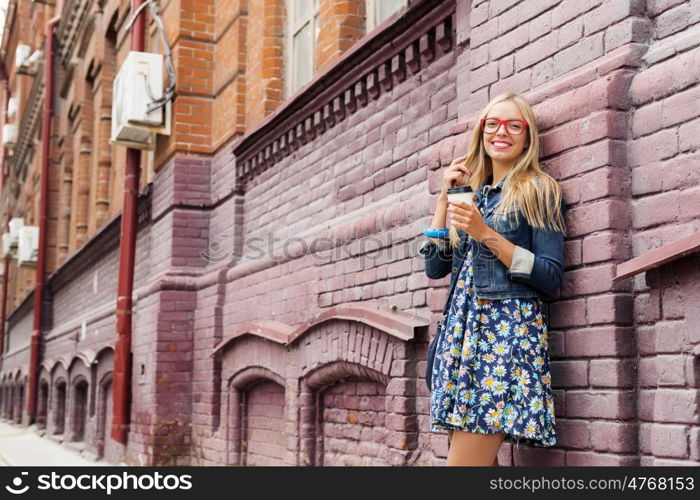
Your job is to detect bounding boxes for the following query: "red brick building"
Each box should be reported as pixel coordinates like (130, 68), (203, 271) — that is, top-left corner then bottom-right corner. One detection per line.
(0, 0), (698, 465)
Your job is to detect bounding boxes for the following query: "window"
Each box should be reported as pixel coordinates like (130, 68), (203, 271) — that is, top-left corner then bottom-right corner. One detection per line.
(286, 0), (320, 96)
(366, 0), (408, 31)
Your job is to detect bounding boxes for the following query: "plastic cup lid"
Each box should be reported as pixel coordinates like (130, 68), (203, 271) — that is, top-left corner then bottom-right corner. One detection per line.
(447, 185), (473, 194)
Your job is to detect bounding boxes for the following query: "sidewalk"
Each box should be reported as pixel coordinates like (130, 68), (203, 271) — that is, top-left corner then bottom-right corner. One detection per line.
(0, 420), (106, 466)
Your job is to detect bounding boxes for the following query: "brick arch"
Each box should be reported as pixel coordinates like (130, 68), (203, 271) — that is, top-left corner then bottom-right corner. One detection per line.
(304, 360), (390, 390)
(298, 359), (396, 466)
(215, 306), (427, 466)
(225, 366), (289, 466)
(292, 315), (421, 466)
(296, 318), (410, 383)
(12, 372), (24, 424)
(53, 357), (71, 373)
(0, 379), (6, 419)
(68, 355), (91, 375)
(95, 348), (117, 462)
(68, 375), (90, 443)
(229, 365), (285, 390)
(212, 303), (428, 355)
(37, 367), (51, 428)
(51, 366), (69, 436)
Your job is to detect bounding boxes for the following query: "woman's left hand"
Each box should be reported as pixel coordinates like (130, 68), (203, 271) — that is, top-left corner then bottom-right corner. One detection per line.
(446, 201), (491, 242)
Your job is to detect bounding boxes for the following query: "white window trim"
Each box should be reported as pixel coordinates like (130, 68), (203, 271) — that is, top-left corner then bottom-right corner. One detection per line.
(285, 0), (320, 98)
(366, 0), (409, 32)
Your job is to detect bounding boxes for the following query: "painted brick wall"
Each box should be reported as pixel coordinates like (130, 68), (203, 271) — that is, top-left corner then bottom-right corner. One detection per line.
(2, 0), (699, 467)
(321, 379), (389, 465)
(627, 0), (700, 466)
(244, 381), (288, 465)
(636, 255), (700, 464)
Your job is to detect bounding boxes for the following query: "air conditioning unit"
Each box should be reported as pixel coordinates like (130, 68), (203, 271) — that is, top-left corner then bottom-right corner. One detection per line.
(16, 47), (42, 76)
(2, 233), (14, 258)
(2, 218), (24, 258)
(15, 44), (31, 71)
(7, 97), (18, 119)
(9, 218), (24, 237)
(2, 124), (17, 149)
(110, 51), (171, 150)
(17, 226), (39, 267)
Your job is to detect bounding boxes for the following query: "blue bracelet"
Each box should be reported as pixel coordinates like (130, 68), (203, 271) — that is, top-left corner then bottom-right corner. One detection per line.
(423, 227), (449, 238)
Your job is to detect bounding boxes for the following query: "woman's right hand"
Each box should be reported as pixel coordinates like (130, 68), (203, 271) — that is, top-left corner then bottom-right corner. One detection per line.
(439, 155), (472, 199)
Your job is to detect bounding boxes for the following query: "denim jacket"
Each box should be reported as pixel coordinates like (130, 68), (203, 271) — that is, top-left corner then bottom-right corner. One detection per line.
(420, 174), (567, 317)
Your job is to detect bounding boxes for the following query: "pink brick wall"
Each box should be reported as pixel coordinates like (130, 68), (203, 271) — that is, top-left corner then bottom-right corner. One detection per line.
(635, 254), (700, 464)
(244, 381), (287, 466)
(2, 0), (699, 466)
(321, 380), (389, 465)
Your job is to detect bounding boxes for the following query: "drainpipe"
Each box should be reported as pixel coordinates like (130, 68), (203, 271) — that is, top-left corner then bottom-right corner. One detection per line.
(27, 0), (65, 422)
(111, 0), (146, 444)
(0, 60), (9, 358)
(0, 209), (10, 359)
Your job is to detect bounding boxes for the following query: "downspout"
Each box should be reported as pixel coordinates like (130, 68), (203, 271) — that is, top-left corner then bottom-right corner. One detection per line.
(0, 208), (9, 358)
(0, 60), (9, 358)
(27, 0), (65, 422)
(111, 0), (146, 444)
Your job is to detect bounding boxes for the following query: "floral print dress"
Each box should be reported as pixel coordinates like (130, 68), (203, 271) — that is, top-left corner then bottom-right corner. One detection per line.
(429, 245), (557, 448)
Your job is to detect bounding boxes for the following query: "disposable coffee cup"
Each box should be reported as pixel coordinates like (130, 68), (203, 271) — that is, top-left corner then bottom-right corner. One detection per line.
(446, 185), (474, 205)
(446, 185), (474, 241)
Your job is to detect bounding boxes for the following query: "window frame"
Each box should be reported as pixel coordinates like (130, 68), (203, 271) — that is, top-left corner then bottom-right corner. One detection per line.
(366, 0), (409, 32)
(285, 0), (321, 98)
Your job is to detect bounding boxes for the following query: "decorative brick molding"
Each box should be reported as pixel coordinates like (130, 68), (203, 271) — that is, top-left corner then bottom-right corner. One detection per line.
(9, 63), (44, 180)
(233, 0), (456, 191)
(213, 320), (295, 352)
(213, 302), (430, 355)
(55, 0), (95, 65)
(304, 359), (390, 389)
(229, 365), (286, 390)
(219, 314), (417, 465)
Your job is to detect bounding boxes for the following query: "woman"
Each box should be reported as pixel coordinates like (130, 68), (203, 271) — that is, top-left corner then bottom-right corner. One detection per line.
(419, 91), (567, 466)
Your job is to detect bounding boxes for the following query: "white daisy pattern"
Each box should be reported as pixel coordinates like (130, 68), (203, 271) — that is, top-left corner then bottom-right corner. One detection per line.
(429, 247), (557, 448)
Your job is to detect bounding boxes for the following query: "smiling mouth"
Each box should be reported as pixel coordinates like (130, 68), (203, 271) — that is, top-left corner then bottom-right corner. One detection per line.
(492, 141), (512, 148)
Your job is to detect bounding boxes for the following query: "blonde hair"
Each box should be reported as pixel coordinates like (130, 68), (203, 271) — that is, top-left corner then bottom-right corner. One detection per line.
(448, 91), (566, 248)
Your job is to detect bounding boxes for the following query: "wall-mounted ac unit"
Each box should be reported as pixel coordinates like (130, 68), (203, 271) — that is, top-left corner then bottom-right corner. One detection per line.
(110, 51), (171, 150)
(15, 44), (31, 71)
(2, 124), (17, 149)
(2, 233), (15, 258)
(16, 47), (42, 76)
(9, 218), (24, 237)
(7, 97), (18, 120)
(2, 218), (24, 259)
(17, 226), (39, 267)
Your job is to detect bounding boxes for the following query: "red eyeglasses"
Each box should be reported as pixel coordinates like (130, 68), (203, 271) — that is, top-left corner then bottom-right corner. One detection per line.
(480, 117), (529, 135)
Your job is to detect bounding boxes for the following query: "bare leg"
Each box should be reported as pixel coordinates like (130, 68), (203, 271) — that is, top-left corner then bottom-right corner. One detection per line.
(447, 430), (453, 450)
(446, 429), (506, 466)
